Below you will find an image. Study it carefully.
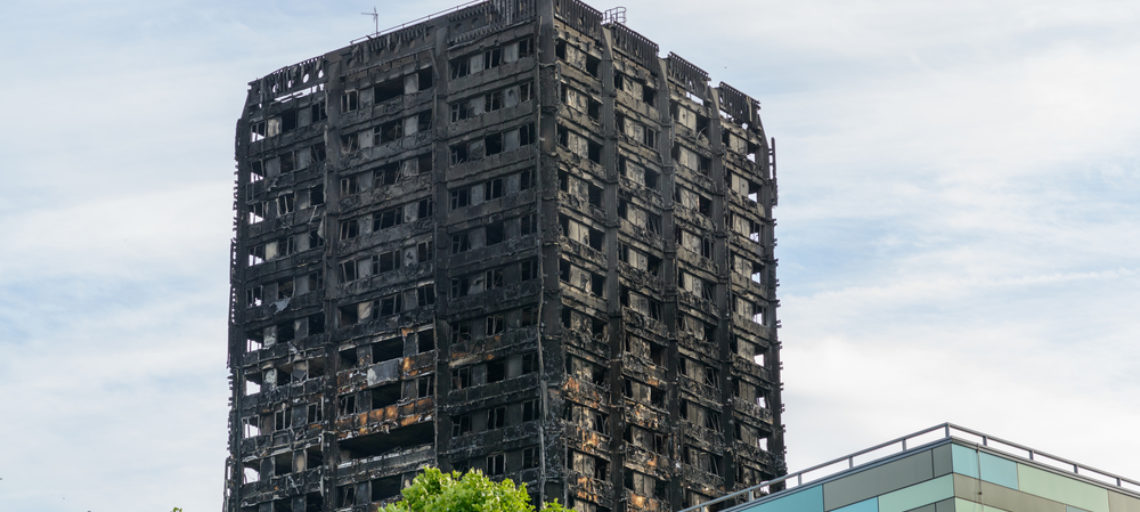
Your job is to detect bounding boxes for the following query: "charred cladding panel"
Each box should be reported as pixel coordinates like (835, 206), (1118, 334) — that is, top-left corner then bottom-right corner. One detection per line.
(224, 1), (783, 512)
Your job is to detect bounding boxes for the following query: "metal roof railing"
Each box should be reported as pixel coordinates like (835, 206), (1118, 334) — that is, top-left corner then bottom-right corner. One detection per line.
(350, 0), (489, 44)
(681, 422), (1140, 512)
(946, 423), (1140, 494)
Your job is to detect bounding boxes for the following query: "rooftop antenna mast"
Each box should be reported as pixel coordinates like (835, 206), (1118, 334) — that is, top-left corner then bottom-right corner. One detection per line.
(362, 6), (379, 35)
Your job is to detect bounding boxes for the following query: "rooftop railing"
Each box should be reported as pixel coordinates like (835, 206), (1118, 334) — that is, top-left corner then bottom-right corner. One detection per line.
(350, 0), (489, 44)
(681, 422), (1140, 512)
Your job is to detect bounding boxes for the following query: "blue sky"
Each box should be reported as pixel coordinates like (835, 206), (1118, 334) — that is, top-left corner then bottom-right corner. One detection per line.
(1, 1), (1138, 511)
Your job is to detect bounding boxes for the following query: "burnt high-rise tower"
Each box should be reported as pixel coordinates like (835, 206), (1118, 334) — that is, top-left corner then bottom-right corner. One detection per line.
(225, 2), (783, 511)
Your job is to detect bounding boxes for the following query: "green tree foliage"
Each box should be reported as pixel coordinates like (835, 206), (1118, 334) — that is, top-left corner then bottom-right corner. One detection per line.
(380, 467), (567, 512)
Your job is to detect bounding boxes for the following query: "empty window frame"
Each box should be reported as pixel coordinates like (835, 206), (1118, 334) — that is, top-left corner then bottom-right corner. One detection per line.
(451, 366), (472, 390)
(618, 157), (659, 190)
(486, 406), (506, 429)
(340, 173), (367, 196)
(486, 453), (506, 475)
(614, 71), (657, 105)
(484, 177), (504, 200)
(521, 446), (539, 468)
(616, 114), (657, 148)
(623, 334), (667, 366)
(450, 81), (534, 123)
(558, 258), (605, 298)
(450, 185), (473, 210)
(449, 38), (533, 79)
(450, 229), (473, 254)
(557, 125), (602, 164)
(416, 282), (436, 307)
(339, 218), (361, 240)
(621, 379), (665, 408)
(561, 83), (601, 121)
(451, 414), (473, 435)
(373, 76), (404, 104)
(558, 214), (604, 251)
(376, 293), (403, 317)
(373, 161), (400, 187)
(340, 90), (359, 112)
(623, 469), (668, 498)
(486, 123), (536, 156)
(372, 206), (404, 231)
(484, 313), (505, 336)
(567, 450), (608, 480)
(623, 424), (668, 455)
(413, 375), (435, 398)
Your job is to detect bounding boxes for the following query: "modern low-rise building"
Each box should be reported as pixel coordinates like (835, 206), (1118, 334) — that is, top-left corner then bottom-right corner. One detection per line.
(683, 423), (1140, 512)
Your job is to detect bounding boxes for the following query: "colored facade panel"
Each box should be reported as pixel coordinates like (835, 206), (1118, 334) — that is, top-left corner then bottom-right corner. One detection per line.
(745, 486), (824, 512)
(823, 451), (934, 510)
(1016, 465), (1110, 512)
(901, 498), (956, 512)
(878, 475), (954, 512)
(979, 452), (1019, 489)
(953, 445), (981, 479)
(934, 499), (959, 512)
(952, 474), (1066, 512)
(952, 445), (1019, 490)
(1108, 491), (1140, 512)
(833, 498), (877, 512)
(932, 444), (953, 478)
(955, 497), (1009, 512)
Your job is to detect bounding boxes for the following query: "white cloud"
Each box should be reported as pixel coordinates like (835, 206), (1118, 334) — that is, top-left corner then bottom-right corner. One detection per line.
(1, 182), (231, 280)
(0, 284), (229, 512)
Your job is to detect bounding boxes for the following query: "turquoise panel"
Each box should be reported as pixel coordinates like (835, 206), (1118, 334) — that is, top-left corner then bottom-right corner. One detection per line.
(832, 498), (877, 512)
(952, 445), (980, 479)
(878, 475), (954, 512)
(978, 452), (1019, 489)
(747, 486), (824, 512)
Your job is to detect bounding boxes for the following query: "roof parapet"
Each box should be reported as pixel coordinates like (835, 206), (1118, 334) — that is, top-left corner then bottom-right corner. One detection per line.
(716, 81), (760, 129)
(608, 22), (659, 70)
(248, 57), (326, 108)
(666, 52), (709, 96)
(554, 0), (603, 38)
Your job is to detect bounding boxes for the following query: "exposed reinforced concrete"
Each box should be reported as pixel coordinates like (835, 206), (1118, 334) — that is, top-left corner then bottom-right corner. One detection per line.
(224, 1), (785, 511)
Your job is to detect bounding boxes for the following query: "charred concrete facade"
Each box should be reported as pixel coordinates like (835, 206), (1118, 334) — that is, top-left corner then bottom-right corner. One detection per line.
(224, 2), (784, 512)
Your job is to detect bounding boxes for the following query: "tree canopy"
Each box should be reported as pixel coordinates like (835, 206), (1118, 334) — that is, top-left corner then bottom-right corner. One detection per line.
(379, 467), (567, 512)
